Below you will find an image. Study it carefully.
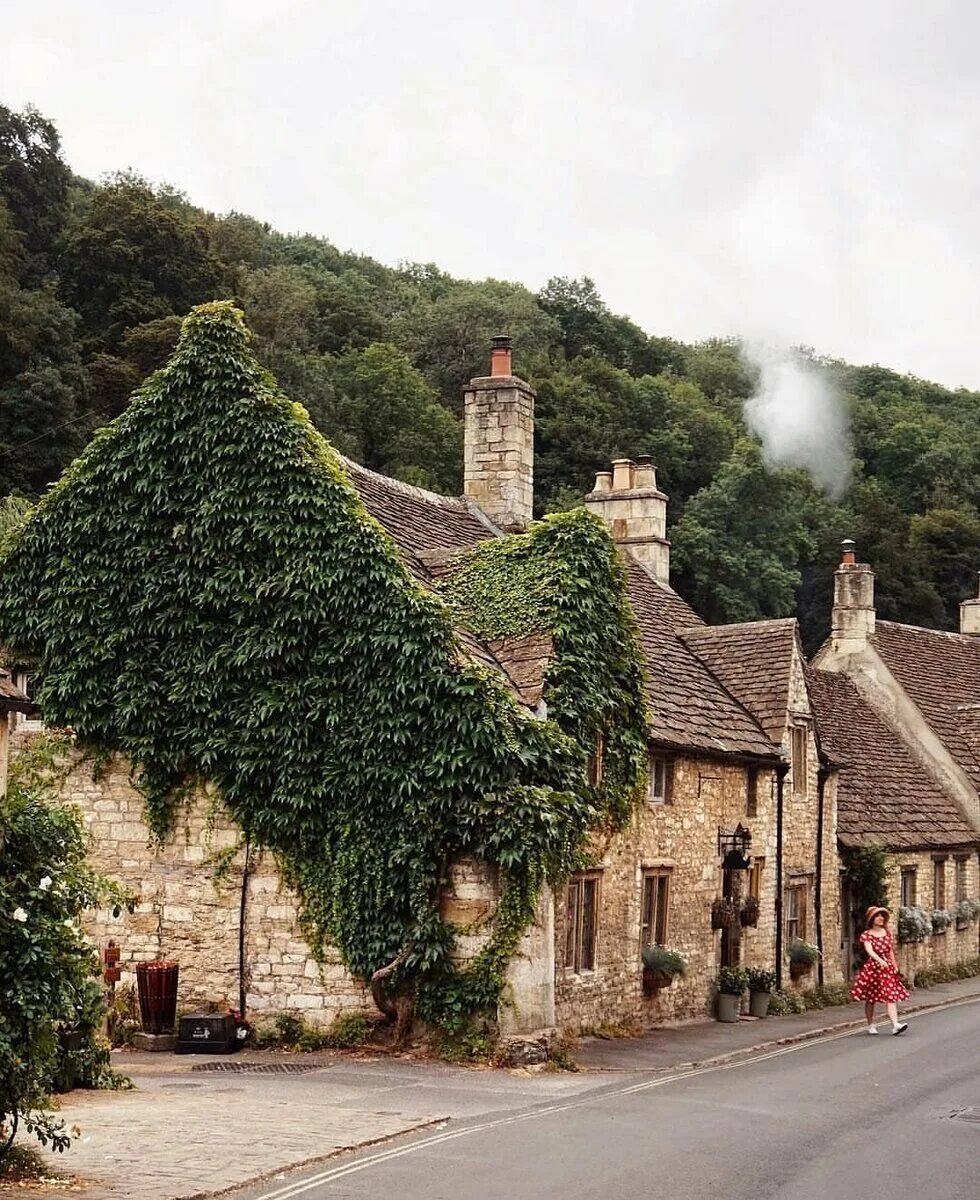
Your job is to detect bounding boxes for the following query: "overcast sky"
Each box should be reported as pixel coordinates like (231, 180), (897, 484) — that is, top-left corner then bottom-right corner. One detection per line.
(4, 1), (980, 388)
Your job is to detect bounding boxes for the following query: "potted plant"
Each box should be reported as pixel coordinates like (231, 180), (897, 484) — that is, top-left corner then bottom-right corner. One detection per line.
(641, 945), (686, 996)
(711, 897), (738, 930)
(715, 966), (748, 1022)
(953, 898), (980, 930)
(931, 908), (953, 935)
(746, 967), (776, 1018)
(897, 905), (932, 944)
(739, 896), (760, 928)
(788, 939), (819, 981)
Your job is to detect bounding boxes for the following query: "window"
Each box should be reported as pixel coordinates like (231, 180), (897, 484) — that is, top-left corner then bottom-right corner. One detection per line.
(746, 767), (759, 817)
(955, 856), (969, 904)
(565, 873), (600, 973)
(790, 726), (808, 794)
(587, 731), (605, 787)
(647, 756), (673, 805)
(933, 857), (947, 909)
(900, 866), (917, 908)
(14, 671), (43, 731)
(640, 870), (671, 947)
(785, 882), (808, 943)
(749, 857), (766, 902)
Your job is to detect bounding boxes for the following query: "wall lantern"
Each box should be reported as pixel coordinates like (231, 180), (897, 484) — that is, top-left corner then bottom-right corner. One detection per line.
(718, 823), (752, 871)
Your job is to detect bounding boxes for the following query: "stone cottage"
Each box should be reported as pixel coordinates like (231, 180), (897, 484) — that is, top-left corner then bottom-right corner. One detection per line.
(811, 545), (980, 980)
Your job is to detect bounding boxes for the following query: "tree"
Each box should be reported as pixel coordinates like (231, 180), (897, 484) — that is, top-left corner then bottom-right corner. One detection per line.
(59, 173), (227, 351)
(0, 105), (71, 278)
(908, 507), (980, 630)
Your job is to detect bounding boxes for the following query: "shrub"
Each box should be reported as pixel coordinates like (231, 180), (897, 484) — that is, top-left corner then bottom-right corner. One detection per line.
(787, 939), (820, 965)
(931, 908), (954, 934)
(322, 1011), (375, 1049)
(746, 968), (776, 994)
(273, 1013), (306, 1047)
(716, 966), (748, 996)
(0, 738), (131, 1162)
(641, 945), (687, 977)
(954, 898), (980, 925)
(897, 906), (932, 943)
(912, 956), (980, 988)
(768, 988), (806, 1015)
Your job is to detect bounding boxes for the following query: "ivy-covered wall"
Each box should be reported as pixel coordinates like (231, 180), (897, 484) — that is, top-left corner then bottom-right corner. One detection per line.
(0, 302), (649, 1031)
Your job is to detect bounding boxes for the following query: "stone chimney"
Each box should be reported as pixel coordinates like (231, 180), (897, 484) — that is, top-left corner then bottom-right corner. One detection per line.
(831, 539), (876, 654)
(583, 456), (670, 583)
(463, 335), (535, 532)
(960, 573), (980, 635)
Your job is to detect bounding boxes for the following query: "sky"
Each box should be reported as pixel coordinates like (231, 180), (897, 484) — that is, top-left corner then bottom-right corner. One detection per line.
(4, 0), (980, 388)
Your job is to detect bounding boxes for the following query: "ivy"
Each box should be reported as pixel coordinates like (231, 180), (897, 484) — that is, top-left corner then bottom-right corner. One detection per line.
(0, 302), (648, 1030)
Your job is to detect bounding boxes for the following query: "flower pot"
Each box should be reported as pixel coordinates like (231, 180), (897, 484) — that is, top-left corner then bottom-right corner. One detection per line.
(642, 967), (674, 996)
(749, 990), (770, 1018)
(716, 993), (741, 1022)
(789, 960), (812, 982)
(136, 960), (179, 1034)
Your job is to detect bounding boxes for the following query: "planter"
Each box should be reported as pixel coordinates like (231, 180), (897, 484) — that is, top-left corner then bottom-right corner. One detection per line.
(749, 990), (771, 1018)
(136, 960), (179, 1034)
(789, 960), (812, 982)
(642, 967), (674, 996)
(711, 898), (738, 930)
(716, 993), (741, 1022)
(740, 897), (760, 928)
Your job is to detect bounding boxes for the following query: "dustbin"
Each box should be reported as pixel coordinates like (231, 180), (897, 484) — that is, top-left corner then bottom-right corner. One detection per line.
(136, 961), (179, 1034)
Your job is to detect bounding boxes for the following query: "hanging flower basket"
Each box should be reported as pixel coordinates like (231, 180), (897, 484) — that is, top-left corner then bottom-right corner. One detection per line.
(740, 896), (760, 927)
(711, 897), (738, 930)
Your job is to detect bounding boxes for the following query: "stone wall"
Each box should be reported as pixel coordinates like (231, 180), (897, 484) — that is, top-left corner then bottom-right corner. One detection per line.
(888, 849), (980, 981)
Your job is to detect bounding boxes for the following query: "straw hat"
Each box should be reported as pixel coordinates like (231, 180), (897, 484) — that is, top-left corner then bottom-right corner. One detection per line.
(865, 906), (890, 927)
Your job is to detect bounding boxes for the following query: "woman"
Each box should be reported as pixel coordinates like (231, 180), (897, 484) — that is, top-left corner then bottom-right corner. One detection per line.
(851, 906), (909, 1035)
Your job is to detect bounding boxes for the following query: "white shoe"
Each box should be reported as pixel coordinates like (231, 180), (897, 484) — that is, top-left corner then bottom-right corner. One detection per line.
(893, 1022), (908, 1036)
(866, 1025), (878, 1035)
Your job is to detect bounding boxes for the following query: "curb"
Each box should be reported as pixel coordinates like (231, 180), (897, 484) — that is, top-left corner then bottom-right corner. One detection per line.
(576, 986), (980, 1075)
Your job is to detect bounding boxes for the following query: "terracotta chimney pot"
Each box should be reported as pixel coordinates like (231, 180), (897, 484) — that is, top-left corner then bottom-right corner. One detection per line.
(490, 335), (513, 377)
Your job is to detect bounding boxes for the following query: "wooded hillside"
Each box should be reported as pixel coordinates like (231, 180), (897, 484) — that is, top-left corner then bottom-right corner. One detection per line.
(2, 103), (978, 650)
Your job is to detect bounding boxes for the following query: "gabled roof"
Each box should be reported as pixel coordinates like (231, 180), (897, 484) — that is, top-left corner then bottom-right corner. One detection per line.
(680, 619), (798, 743)
(871, 620), (980, 794)
(624, 561), (780, 760)
(808, 668), (977, 850)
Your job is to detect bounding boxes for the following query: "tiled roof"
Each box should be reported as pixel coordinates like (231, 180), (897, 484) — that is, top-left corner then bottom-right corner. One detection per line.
(0, 669), (33, 713)
(808, 669), (977, 850)
(486, 633), (554, 709)
(871, 621), (980, 794)
(624, 561), (780, 760)
(342, 458), (497, 583)
(680, 619), (798, 742)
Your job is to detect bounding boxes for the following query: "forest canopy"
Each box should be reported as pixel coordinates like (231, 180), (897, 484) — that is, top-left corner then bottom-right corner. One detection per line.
(2, 103), (978, 650)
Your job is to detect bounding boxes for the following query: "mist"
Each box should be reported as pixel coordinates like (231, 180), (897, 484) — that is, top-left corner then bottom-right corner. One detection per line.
(741, 342), (852, 500)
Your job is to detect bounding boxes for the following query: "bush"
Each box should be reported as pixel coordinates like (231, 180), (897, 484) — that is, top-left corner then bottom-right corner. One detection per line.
(912, 956), (980, 989)
(768, 988), (806, 1015)
(746, 968), (776, 994)
(641, 945), (687, 977)
(273, 1012), (306, 1047)
(897, 905), (932, 943)
(954, 898), (980, 925)
(0, 739), (131, 1162)
(716, 966), (748, 996)
(931, 908), (954, 934)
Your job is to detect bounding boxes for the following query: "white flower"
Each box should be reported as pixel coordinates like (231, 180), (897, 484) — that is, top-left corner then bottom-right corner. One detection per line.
(64, 918), (76, 929)
(39, 875), (53, 891)
(12, 907), (28, 923)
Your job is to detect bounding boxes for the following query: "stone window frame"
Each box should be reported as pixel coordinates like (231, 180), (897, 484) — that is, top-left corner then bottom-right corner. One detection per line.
(745, 766), (759, 818)
(565, 870), (601, 974)
(954, 856), (970, 928)
(749, 856), (766, 902)
(647, 753), (674, 806)
(932, 855), (948, 916)
(790, 722), (808, 795)
(640, 868), (671, 948)
(900, 865), (917, 909)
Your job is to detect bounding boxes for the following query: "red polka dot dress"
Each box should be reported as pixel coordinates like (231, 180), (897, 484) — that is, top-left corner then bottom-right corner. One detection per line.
(850, 929), (909, 1003)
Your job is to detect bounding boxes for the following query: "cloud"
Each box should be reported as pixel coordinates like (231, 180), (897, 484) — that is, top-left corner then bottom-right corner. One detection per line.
(741, 342), (851, 500)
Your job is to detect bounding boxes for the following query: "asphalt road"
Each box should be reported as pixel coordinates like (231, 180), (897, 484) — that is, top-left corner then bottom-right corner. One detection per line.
(242, 997), (980, 1200)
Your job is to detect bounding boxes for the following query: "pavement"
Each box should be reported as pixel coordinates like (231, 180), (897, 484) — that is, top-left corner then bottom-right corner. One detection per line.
(33, 975), (980, 1200)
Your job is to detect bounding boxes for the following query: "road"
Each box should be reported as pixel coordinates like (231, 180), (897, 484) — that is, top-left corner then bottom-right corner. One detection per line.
(241, 997), (980, 1200)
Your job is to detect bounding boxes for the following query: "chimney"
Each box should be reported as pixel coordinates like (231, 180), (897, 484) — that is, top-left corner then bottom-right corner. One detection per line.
(960, 573), (980, 635)
(831, 539), (876, 653)
(463, 336), (535, 532)
(583, 455), (670, 583)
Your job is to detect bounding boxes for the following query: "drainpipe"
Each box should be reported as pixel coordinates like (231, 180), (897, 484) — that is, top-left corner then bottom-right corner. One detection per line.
(238, 835), (252, 1018)
(816, 766), (829, 987)
(774, 763), (789, 991)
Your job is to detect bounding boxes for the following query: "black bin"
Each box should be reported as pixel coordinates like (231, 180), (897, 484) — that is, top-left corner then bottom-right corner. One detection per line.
(176, 1012), (241, 1054)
